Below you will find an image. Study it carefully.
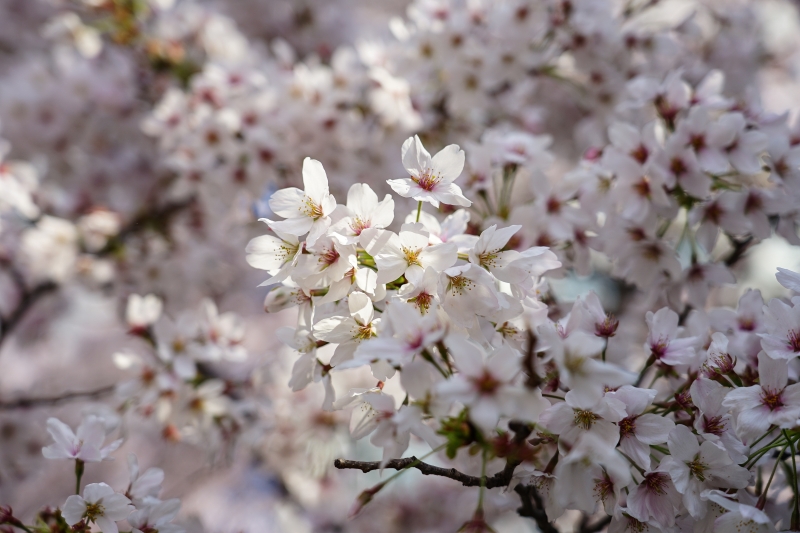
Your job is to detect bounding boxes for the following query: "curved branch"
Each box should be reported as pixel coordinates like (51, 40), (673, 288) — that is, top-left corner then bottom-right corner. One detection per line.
(0, 275), (58, 350)
(514, 483), (559, 533)
(334, 457), (520, 488)
(0, 384), (115, 409)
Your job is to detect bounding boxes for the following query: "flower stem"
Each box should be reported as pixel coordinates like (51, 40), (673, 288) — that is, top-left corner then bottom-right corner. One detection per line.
(74, 459), (84, 495)
(783, 430), (800, 529)
(757, 441), (789, 510)
(477, 446), (488, 514)
(416, 201), (422, 223)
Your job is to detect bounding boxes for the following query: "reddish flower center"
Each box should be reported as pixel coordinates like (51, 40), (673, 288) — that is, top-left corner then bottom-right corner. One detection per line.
(412, 170), (440, 191)
(703, 415), (726, 436)
(472, 371), (501, 395)
(761, 389), (784, 411)
(619, 416), (636, 438)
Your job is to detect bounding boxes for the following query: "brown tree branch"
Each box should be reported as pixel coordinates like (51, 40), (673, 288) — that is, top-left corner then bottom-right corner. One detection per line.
(335, 421), (534, 489)
(334, 456), (520, 488)
(0, 384), (115, 409)
(0, 267), (58, 350)
(514, 483), (559, 533)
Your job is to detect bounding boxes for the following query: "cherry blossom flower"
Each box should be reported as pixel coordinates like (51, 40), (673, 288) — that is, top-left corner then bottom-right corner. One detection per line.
(268, 157), (337, 246)
(626, 472), (682, 528)
(387, 135), (471, 208)
(436, 337), (547, 432)
(128, 499), (184, 533)
(42, 415), (122, 462)
(722, 351), (800, 440)
(759, 298), (800, 360)
(658, 425), (750, 518)
(62, 483), (133, 533)
(606, 385), (674, 469)
(329, 183), (394, 245)
(645, 307), (699, 366)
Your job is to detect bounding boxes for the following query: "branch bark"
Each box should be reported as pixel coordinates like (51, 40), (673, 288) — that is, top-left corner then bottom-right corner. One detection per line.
(0, 273), (58, 350)
(0, 384), (115, 409)
(514, 483), (559, 533)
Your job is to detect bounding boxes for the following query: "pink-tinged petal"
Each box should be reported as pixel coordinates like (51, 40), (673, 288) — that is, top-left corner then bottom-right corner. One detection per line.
(301, 157), (329, 199)
(667, 425), (699, 461)
(659, 456), (690, 494)
(268, 188), (306, 218)
(735, 406), (774, 440)
(722, 386), (763, 412)
(77, 444), (103, 462)
(758, 351), (789, 391)
(62, 496), (87, 525)
(431, 144), (465, 182)
(620, 434), (651, 470)
(42, 444), (75, 460)
(635, 414), (674, 444)
(45, 417), (78, 455)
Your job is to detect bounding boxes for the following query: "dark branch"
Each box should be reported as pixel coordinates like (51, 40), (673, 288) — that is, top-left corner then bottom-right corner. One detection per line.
(724, 236), (754, 267)
(334, 457), (521, 488)
(581, 515), (612, 533)
(335, 421), (534, 489)
(0, 273), (58, 350)
(0, 385), (115, 410)
(514, 483), (559, 533)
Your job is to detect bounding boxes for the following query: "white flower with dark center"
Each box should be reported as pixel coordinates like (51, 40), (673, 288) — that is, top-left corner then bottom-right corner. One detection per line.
(722, 351), (800, 440)
(658, 425), (750, 518)
(645, 307), (698, 366)
(268, 157), (337, 246)
(313, 292), (380, 366)
(626, 471), (682, 528)
(42, 415), (122, 462)
(606, 385), (674, 470)
(539, 388), (626, 447)
(128, 498), (184, 533)
(759, 298), (800, 360)
(329, 183), (394, 245)
(62, 483), (133, 533)
(387, 135), (471, 208)
(374, 226), (457, 286)
(245, 219), (301, 288)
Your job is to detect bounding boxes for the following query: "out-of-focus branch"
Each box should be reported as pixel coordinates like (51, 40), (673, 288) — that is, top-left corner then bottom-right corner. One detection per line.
(0, 265), (58, 350)
(0, 384), (115, 410)
(724, 235), (754, 267)
(98, 196), (196, 256)
(514, 484), (559, 533)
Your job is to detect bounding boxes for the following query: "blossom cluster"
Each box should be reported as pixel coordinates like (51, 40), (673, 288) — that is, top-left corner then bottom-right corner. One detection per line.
(3, 0), (800, 531)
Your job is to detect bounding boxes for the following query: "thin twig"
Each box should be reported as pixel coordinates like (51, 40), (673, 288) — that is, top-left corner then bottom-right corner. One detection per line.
(0, 385), (115, 410)
(334, 457), (519, 488)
